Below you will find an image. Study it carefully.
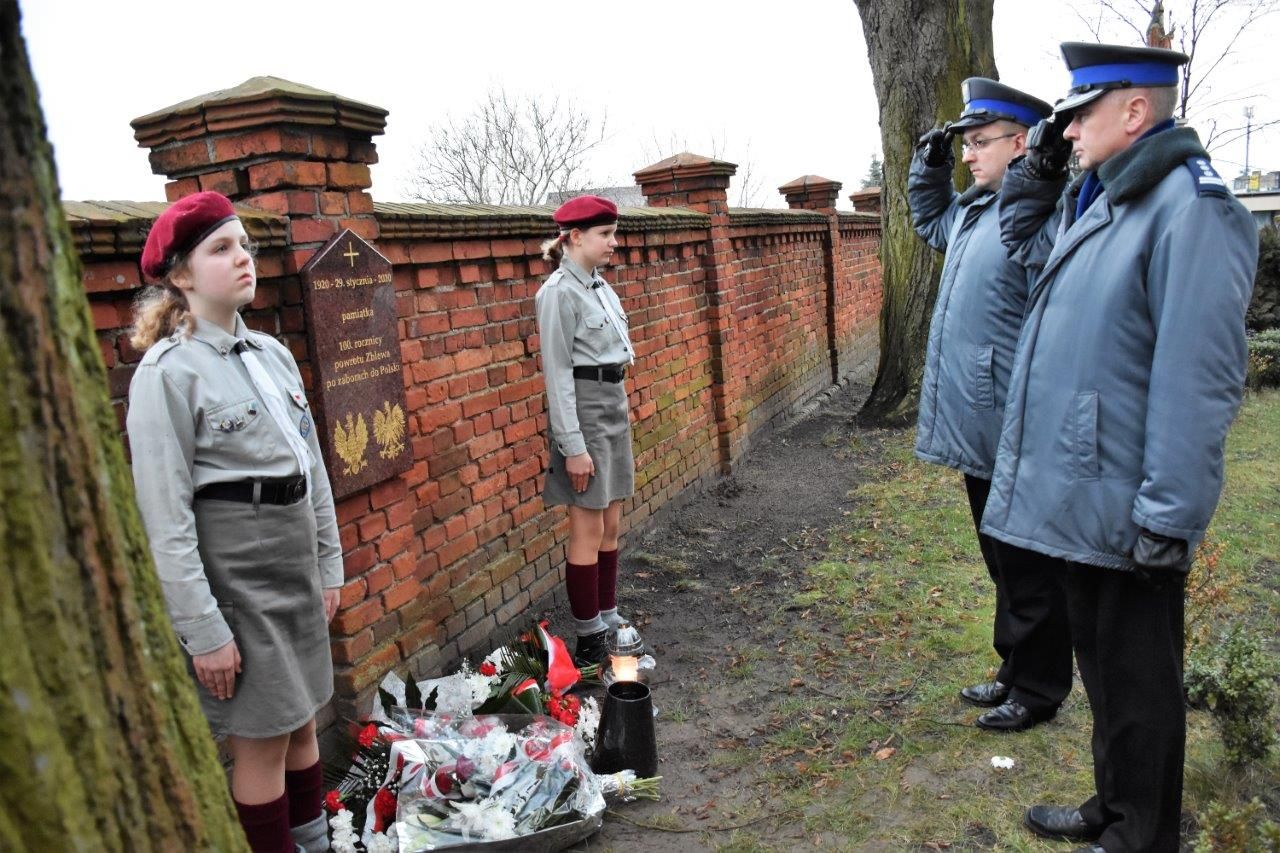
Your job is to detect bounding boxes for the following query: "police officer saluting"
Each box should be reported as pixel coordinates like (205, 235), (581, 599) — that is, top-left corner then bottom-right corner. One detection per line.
(988, 43), (1258, 851)
(910, 79), (1073, 733)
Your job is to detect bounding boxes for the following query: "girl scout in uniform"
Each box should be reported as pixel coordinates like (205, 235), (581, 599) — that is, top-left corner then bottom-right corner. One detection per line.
(536, 196), (641, 666)
(127, 192), (340, 853)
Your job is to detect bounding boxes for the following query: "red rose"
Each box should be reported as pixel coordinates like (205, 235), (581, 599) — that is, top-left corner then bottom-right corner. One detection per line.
(523, 740), (552, 762)
(479, 661), (497, 676)
(435, 763), (456, 794)
(357, 723), (378, 749)
(373, 787), (397, 832)
(324, 790), (343, 813)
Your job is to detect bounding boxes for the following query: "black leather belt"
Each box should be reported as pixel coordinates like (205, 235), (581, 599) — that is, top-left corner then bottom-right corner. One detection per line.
(573, 365), (626, 383)
(195, 477), (308, 506)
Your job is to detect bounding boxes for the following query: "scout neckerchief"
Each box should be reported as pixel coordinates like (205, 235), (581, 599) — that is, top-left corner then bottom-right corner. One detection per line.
(235, 342), (314, 492)
(589, 271), (635, 365)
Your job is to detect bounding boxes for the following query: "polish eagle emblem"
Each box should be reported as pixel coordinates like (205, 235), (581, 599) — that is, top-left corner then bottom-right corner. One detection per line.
(334, 412), (369, 475)
(374, 401), (407, 459)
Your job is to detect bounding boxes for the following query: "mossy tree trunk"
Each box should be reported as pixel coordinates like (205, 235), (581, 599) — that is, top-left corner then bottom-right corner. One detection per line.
(852, 0), (997, 425)
(0, 3), (247, 849)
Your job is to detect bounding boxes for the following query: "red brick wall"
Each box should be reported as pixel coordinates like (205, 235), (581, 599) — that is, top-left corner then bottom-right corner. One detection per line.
(75, 182), (880, 722)
(835, 213), (883, 375)
(725, 213), (834, 442)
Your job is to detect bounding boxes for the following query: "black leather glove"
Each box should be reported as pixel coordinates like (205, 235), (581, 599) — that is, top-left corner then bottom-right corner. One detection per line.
(1132, 529), (1191, 586)
(1024, 118), (1074, 180)
(917, 127), (954, 169)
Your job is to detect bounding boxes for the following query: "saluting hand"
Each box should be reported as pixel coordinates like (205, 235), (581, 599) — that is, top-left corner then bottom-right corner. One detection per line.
(917, 127), (955, 169)
(193, 638), (242, 701)
(1024, 118), (1073, 180)
(565, 452), (595, 494)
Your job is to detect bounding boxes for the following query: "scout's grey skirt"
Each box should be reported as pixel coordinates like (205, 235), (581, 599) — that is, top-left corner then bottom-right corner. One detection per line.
(544, 377), (635, 510)
(192, 495), (333, 739)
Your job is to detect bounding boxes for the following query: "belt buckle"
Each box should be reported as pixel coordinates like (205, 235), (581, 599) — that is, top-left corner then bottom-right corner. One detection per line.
(290, 480), (305, 503)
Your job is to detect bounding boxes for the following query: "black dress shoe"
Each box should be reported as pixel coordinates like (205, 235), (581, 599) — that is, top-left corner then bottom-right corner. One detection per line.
(976, 700), (1055, 732)
(573, 629), (609, 668)
(959, 680), (1010, 707)
(1024, 805), (1101, 842)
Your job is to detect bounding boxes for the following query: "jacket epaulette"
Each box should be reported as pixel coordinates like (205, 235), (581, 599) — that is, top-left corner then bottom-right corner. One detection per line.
(1184, 156), (1230, 198)
(139, 335), (181, 366)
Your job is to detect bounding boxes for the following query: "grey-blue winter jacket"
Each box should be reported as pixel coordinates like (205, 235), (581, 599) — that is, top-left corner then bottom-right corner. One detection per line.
(981, 127), (1258, 569)
(910, 151), (1063, 479)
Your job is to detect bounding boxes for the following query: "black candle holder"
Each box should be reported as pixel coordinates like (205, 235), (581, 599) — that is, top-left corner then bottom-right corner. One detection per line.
(590, 680), (657, 778)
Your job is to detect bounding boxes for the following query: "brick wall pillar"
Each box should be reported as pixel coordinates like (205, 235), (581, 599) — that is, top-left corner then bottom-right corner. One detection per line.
(633, 153), (746, 470)
(781, 175), (844, 382)
(132, 78), (399, 712)
(778, 175), (842, 214)
(849, 187), (883, 216)
(131, 76), (387, 277)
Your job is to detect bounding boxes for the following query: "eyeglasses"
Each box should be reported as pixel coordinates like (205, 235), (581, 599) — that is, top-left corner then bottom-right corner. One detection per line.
(961, 132), (1020, 153)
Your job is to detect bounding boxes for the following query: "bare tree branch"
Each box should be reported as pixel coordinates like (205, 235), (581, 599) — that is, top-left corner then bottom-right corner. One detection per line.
(637, 130), (767, 207)
(407, 87), (607, 205)
(1070, 1), (1110, 40)
(1205, 116), (1280, 151)
(1077, 0), (1277, 131)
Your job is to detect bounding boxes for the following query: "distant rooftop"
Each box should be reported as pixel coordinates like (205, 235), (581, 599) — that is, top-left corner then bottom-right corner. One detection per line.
(544, 186), (646, 207)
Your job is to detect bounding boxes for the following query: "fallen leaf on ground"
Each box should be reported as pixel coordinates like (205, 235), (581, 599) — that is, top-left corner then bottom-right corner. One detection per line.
(874, 747), (896, 761)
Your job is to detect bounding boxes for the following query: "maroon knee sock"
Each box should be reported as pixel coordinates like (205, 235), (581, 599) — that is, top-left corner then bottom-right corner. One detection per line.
(234, 792), (293, 853)
(566, 561), (600, 620)
(284, 760), (325, 827)
(597, 549), (619, 611)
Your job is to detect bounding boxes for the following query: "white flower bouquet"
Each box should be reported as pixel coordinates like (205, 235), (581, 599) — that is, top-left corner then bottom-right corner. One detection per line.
(386, 713), (605, 851)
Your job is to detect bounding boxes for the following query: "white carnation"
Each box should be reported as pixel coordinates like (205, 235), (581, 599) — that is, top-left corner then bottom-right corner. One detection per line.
(482, 646), (509, 675)
(451, 798), (518, 840)
(575, 696), (601, 750)
(366, 830), (396, 853)
(329, 809), (360, 853)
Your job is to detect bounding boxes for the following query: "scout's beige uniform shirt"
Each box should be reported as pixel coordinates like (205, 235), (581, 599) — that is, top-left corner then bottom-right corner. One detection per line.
(535, 256), (634, 457)
(127, 314), (343, 656)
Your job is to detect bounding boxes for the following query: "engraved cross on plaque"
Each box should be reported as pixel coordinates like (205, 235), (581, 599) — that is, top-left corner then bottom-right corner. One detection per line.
(343, 242), (360, 267)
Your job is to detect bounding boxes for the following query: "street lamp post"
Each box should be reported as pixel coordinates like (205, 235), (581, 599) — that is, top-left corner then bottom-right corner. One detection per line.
(1244, 106), (1255, 190)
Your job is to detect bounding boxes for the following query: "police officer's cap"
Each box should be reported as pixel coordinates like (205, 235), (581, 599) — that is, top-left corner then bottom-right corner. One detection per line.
(946, 78), (1052, 134)
(1054, 42), (1188, 115)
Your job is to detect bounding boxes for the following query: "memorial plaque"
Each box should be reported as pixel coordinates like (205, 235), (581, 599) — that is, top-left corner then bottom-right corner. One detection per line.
(300, 230), (411, 498)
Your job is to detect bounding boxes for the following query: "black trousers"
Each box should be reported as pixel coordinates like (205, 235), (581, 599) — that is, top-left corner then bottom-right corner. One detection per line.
(963, 475), (1073, 716)
(1063, 563), (1186, 853)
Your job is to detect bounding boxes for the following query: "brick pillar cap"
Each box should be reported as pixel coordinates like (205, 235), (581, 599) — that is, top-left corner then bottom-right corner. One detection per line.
(850, 187), (882, 203)
(778, 175), (843, 194)
(131, 76), (388, 148)
(633, 151), (738, 181)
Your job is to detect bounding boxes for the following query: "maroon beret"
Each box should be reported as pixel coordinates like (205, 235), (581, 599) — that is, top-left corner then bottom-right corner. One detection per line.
(140, 191), (239, 280)
(552, 195), (618, 230)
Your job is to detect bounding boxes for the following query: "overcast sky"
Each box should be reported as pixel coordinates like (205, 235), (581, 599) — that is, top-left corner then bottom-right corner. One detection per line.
(20, 0), (1280, 210)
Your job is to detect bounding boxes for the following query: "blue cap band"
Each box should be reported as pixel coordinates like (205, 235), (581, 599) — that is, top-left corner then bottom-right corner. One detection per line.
(1070, 61), (1179, 89)
(965, 98), (1045, 128)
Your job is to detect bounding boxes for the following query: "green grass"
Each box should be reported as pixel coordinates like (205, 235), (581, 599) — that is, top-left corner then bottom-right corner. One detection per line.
(735, 391), (1280, 849)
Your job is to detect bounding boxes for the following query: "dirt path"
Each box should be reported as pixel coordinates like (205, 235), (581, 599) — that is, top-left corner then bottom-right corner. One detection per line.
(566, 379), (892, 852)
